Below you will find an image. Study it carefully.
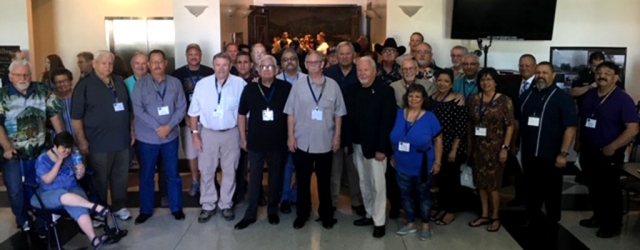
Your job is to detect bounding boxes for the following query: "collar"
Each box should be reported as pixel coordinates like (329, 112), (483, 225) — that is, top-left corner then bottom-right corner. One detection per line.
(8, 82), (37, 97)
(522, 75), (535, 85)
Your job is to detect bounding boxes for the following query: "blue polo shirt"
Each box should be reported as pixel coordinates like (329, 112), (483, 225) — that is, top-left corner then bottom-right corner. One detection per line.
(579, 87), (638, 148)
(324, 64), (358, 96)
(452, 76), (478, 100)
(520, 84), (578, 161)
(35, 152), (79, 191)
(390, 109), (441, 176)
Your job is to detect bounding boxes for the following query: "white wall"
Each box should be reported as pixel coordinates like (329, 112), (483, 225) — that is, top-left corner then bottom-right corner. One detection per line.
(368, 0), (386, 47)
(255, 0), (364, 5)
(174, 0), (222, 68)
(386, 0), (640, 100)
(0, 0), (32, 60)
(31, 0), (173, 82)
(220, 0), (251, 47)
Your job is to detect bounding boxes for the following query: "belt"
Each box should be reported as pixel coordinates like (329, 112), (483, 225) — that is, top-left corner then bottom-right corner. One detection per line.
(206, 126), (237, 132)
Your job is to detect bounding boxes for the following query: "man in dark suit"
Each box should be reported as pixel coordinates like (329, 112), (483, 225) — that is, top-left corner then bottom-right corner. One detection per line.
(498, 54), (537, 206)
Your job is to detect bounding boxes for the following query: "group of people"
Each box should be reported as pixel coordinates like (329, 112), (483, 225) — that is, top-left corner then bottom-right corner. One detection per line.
(0, 30), (635, 250)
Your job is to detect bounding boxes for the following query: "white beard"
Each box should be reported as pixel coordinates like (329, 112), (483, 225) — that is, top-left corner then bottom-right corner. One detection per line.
(16, 82), (30, 91)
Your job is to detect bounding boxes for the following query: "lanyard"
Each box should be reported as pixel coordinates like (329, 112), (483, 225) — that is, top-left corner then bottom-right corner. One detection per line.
(431, 92), (451, 111)
(104, 78), (118, 101)
(283, 73), (298, 84)
(187, 66), (201, 87)
(215, 77), (227, 106)
(590, 86), (616, 117)
(478, 92), (497, 122)
(151, 79), (167, 101)
(257, 82), (276, 107)
(404, 109), (422, 139)
(307, 76), (326, 108)
(522, 89), (554, 117)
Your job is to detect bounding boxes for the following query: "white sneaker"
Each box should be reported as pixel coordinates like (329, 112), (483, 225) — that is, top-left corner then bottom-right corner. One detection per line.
(114, 208), (132, 221)
(92, 215), (105, 228)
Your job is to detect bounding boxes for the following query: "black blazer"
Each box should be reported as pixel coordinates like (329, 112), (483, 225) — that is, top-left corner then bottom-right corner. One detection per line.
(344, 79), (397, 159)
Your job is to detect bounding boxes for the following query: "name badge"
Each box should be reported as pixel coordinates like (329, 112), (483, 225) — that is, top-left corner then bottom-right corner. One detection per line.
(262, 108), (274, 121)
(157, 106), (170, 116)
(312, 109), (323, 121)
(113, 102), (125, 112)
(527, 117), (540, 127)
(475, 127), (487, 137)
(586, 118), (597, 128)
(213, 109), (223, 118)
(398, 141), (410, 152)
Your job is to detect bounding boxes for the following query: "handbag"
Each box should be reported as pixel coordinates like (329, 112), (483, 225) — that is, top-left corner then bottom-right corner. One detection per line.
(460, 162), (476, 189)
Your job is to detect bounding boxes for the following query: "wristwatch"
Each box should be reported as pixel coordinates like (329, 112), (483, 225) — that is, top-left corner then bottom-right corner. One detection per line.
(559, 150), (570, 157)
(501, 145), (510, 150)
(191, 130), (199, 134)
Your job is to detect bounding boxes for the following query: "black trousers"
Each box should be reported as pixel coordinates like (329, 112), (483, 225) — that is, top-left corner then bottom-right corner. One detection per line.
(522, 154), (562, 222)
(293, 149), (333, 221)
(581, 143), (624, 230)
(233, 149), (249, 203)
(386, 162), (402, 212)
(243, 150), (285, 220)
(504, 152), (524, 200)
(437, 155), (466, 212)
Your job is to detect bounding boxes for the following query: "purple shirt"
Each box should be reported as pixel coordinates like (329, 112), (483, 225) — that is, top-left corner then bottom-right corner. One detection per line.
(579, 88), (638, 148)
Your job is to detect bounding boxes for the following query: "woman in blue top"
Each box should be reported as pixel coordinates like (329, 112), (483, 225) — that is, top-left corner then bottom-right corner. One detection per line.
(390, 84), (443, 241)
(32, 131), (109, 249)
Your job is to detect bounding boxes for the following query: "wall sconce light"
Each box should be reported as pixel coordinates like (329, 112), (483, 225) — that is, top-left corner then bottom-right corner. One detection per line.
(224, 7), (237, 18)
(185, 5), (208, 18)
(365, 9), (382, 19)
(398, 5), (422, 18)
(239, 9), (253, 18)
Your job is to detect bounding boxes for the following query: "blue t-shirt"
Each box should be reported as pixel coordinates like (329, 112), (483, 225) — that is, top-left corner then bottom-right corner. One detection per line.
(35, 152), (79, 191)
(579, 88), (638, 148)
(390, 109), (441, 176)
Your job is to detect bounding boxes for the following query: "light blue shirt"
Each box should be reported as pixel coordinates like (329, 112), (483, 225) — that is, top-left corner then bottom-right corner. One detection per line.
(452, 76), (478, 100)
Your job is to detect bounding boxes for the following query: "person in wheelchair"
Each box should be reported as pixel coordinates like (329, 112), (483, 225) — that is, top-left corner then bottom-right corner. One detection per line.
(32, 131), (109, 249)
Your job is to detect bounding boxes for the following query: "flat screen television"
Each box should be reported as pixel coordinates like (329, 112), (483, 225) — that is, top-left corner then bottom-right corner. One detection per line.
(451, 0), (558, 40)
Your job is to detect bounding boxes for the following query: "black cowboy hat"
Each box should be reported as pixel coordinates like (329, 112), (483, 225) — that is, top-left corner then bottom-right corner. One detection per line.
(374, 38), (406, 55)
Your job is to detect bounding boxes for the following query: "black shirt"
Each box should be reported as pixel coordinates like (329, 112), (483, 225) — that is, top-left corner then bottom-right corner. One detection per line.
(520, 84), (578, 161)
(345, 79), (397, 158)
(324, 64), (359, 147)
(170, 64), (214, 126)
(238, 79), (291, 151)
(70, 71), (132, 153)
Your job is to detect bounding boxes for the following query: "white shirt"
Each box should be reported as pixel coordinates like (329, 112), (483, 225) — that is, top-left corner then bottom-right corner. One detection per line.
(316, 42), (329, 55)
(520, 75), (536, 95)
(276, 72), (307, 85)
(188, 74), (246, 130)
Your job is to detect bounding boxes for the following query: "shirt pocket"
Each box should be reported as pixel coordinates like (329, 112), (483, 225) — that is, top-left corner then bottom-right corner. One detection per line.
(320, 97), (335, 111)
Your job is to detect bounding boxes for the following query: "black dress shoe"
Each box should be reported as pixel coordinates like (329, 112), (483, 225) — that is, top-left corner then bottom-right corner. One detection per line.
(389, 209), (400, 219)
(373, 225), (386, 238)
(268, 214), (280, 225)
(280, 200), (292, 214)
(596, 228), (620, 238)
(172, 210), (185, 221)
(322, 218), (337, 229)
(293, 217), (307, 229)
(353, 217), (374, 226)
(234, 219), (256, 230)
(579, 217), (599, 228)
(352, 205), (366, 217)
(135, 214), (152, 224)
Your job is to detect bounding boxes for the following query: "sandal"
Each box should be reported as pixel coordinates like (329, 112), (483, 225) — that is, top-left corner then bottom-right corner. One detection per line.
(468, 216), (490, 227)
(431, 210), (446, 221)
(436, 213), (456, 226)
(91, 234), (109, 250)
(487, 219), (501, 232)
(91, 204), (109, 217)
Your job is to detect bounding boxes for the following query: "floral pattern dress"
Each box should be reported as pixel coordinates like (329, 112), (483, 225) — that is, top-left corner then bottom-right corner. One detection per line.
(467, 94), (514, 191)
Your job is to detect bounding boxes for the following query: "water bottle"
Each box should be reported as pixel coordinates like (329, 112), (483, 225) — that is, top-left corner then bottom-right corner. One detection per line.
(72, 150), (82, 165)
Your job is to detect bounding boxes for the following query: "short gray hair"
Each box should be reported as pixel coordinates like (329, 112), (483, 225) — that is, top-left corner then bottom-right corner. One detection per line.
(451, 45), (468, 54)
(94, 50), (114, 61)
(357, 56), (376, 69)
(281, 48), (298, 62)
(401, 58), (418, 68)
(258, 55), (278, 67)
(8, 59), (31, 73)
(212, 52), (231, 65)
(462, 53), (479, 62)
(130, 52), (147, 66)
(305, 50), (324, 63)
(336, 41), (354, 53)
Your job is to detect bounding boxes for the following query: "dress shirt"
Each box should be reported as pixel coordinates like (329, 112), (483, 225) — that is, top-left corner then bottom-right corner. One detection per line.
(519, 75), (535, 95)
(188, 74), (246, 130)
(133, 74), (187, 145)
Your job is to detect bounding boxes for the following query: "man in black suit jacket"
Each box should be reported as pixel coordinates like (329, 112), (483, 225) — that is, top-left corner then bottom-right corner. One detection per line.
(498, 54), (537, 206)
(345, 57), (397, 238)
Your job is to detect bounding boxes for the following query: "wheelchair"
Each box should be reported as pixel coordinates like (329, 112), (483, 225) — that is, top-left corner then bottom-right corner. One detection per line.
(19, 157), (128, 250)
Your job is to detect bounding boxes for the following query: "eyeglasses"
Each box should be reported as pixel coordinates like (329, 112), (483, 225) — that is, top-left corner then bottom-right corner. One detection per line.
(305, 60), (322, 66)
(150, 60), (165, 65)
(259, 65), (276, 71)
(462, 62), (479, 66)
(416, 50), (432, 55)
(382, 48), (397, 54)
(55, 79), (70, 85)
(282, 57), (297, 62)
(401, 67), (416, 72)
(11, 73), (31, 79)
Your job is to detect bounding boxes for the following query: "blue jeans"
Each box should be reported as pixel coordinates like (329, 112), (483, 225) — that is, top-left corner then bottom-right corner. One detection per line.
(280, 153), (297, 202)
(137, 138), (182, 214)
(31, 186), (89, 221)
(3, 158), (36, 226)
(396, 171), (432, 223)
